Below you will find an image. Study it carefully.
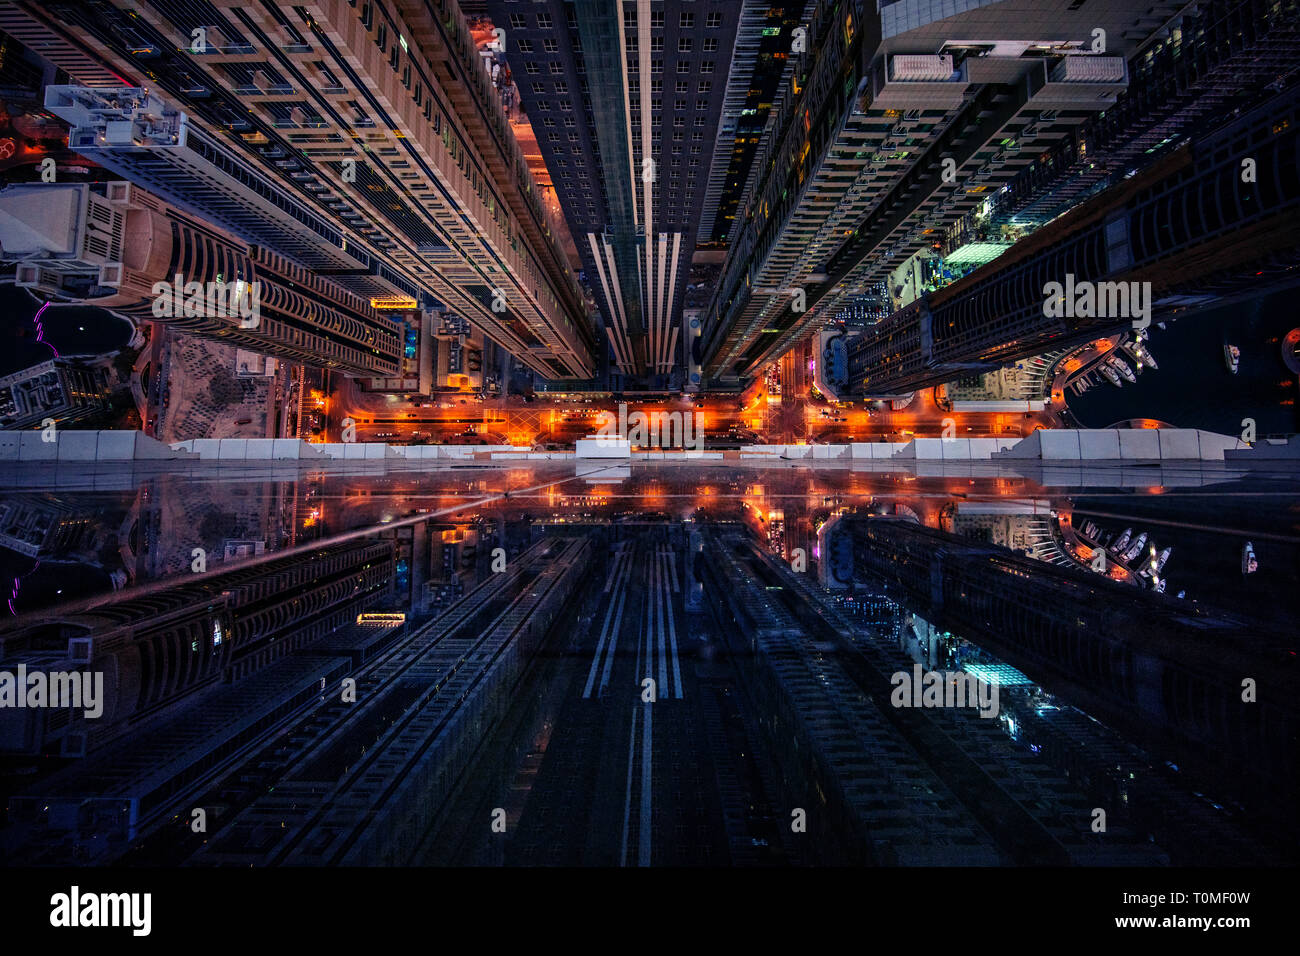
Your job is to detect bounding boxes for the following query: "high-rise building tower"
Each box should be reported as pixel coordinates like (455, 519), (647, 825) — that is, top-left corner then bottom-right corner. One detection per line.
(43, 85), (424, 306)
(485, 0), (754, 382)
(699, 0), (1184, 385)
(0, 357), (112, 430)
(0, 181), (405, 377)
(3, 0), (596, 379)
(845, 88), (1300, 395)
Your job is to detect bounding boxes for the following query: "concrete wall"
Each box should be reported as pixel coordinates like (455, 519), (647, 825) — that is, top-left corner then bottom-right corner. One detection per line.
(576, 437), (631, 458)
(994, 429), (1243, 461)
(0, 430), (193, 462)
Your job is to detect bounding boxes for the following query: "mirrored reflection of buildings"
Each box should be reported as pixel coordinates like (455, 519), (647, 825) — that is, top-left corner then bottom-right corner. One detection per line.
(0, 530), (586, 865)
(0, 537), (395, 753)
(0, 461), (1293, 866)
(706, 521), (1290, 865)
(847, 516), (1299, 844)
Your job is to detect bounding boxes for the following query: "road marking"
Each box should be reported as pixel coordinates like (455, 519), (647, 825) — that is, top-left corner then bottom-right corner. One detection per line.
(662, 552), (683, 699)
(619, 701), (639, 867)
(654, 556), (668, 698)
(620, 600), (647, 868)
(597, 584), (629, 698)
(603, 550), (626, 593)
(584, 550), (630, 698)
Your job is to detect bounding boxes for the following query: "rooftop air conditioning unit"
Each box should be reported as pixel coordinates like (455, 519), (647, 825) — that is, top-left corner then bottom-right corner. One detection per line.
(1051, 56), (1125, 83)
(891, 54), (955, 82)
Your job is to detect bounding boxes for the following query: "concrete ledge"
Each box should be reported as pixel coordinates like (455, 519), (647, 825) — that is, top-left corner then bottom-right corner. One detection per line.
(994, 429), (1241, 461)
(0, 430), (192, 462)
(576, 437), (631, 458)
(18, 431), (56, 461)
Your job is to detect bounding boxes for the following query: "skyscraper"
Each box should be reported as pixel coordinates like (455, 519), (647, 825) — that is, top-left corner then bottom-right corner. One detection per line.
(0, 357), (112, 430)
(0, 181), (405, 377)
(845, 87), (1300, 395)
(699, 0), (1183, 385)
(484, 0), (748, 382)
(3, 0), (596, 379)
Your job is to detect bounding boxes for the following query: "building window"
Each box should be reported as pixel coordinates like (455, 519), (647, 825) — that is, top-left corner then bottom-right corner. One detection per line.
(509, 14), (526, 29)
(543, 38), (559, 52)
(676, 80), (689, 93)
(680, 12), (695, 28)
(651, 10), (665, 28)
(525, 61), (539, 74)
(703, 38), (718, 52)
(706, 12), (723, 28)
(519, 39), (533, 52)
(549, 61), (564, 74)
(700, 61), (715, 74)
(677, 60), (691, 74)
(651, 36), (664, 52)
(536, 12), (552, 29)
(698, 80), (711, 93)
(678, 37), (692, 52)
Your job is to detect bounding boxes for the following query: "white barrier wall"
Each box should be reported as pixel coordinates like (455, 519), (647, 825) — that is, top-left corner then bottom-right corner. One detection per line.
(576, 437), (631, 458)
(0, 429), (1250, 467)
(994, 429), (1243, 461)
(0, 430), (194, 462)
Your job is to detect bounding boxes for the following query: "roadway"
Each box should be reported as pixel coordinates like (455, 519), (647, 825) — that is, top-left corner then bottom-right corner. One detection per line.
(325, 349), (1060, 447)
